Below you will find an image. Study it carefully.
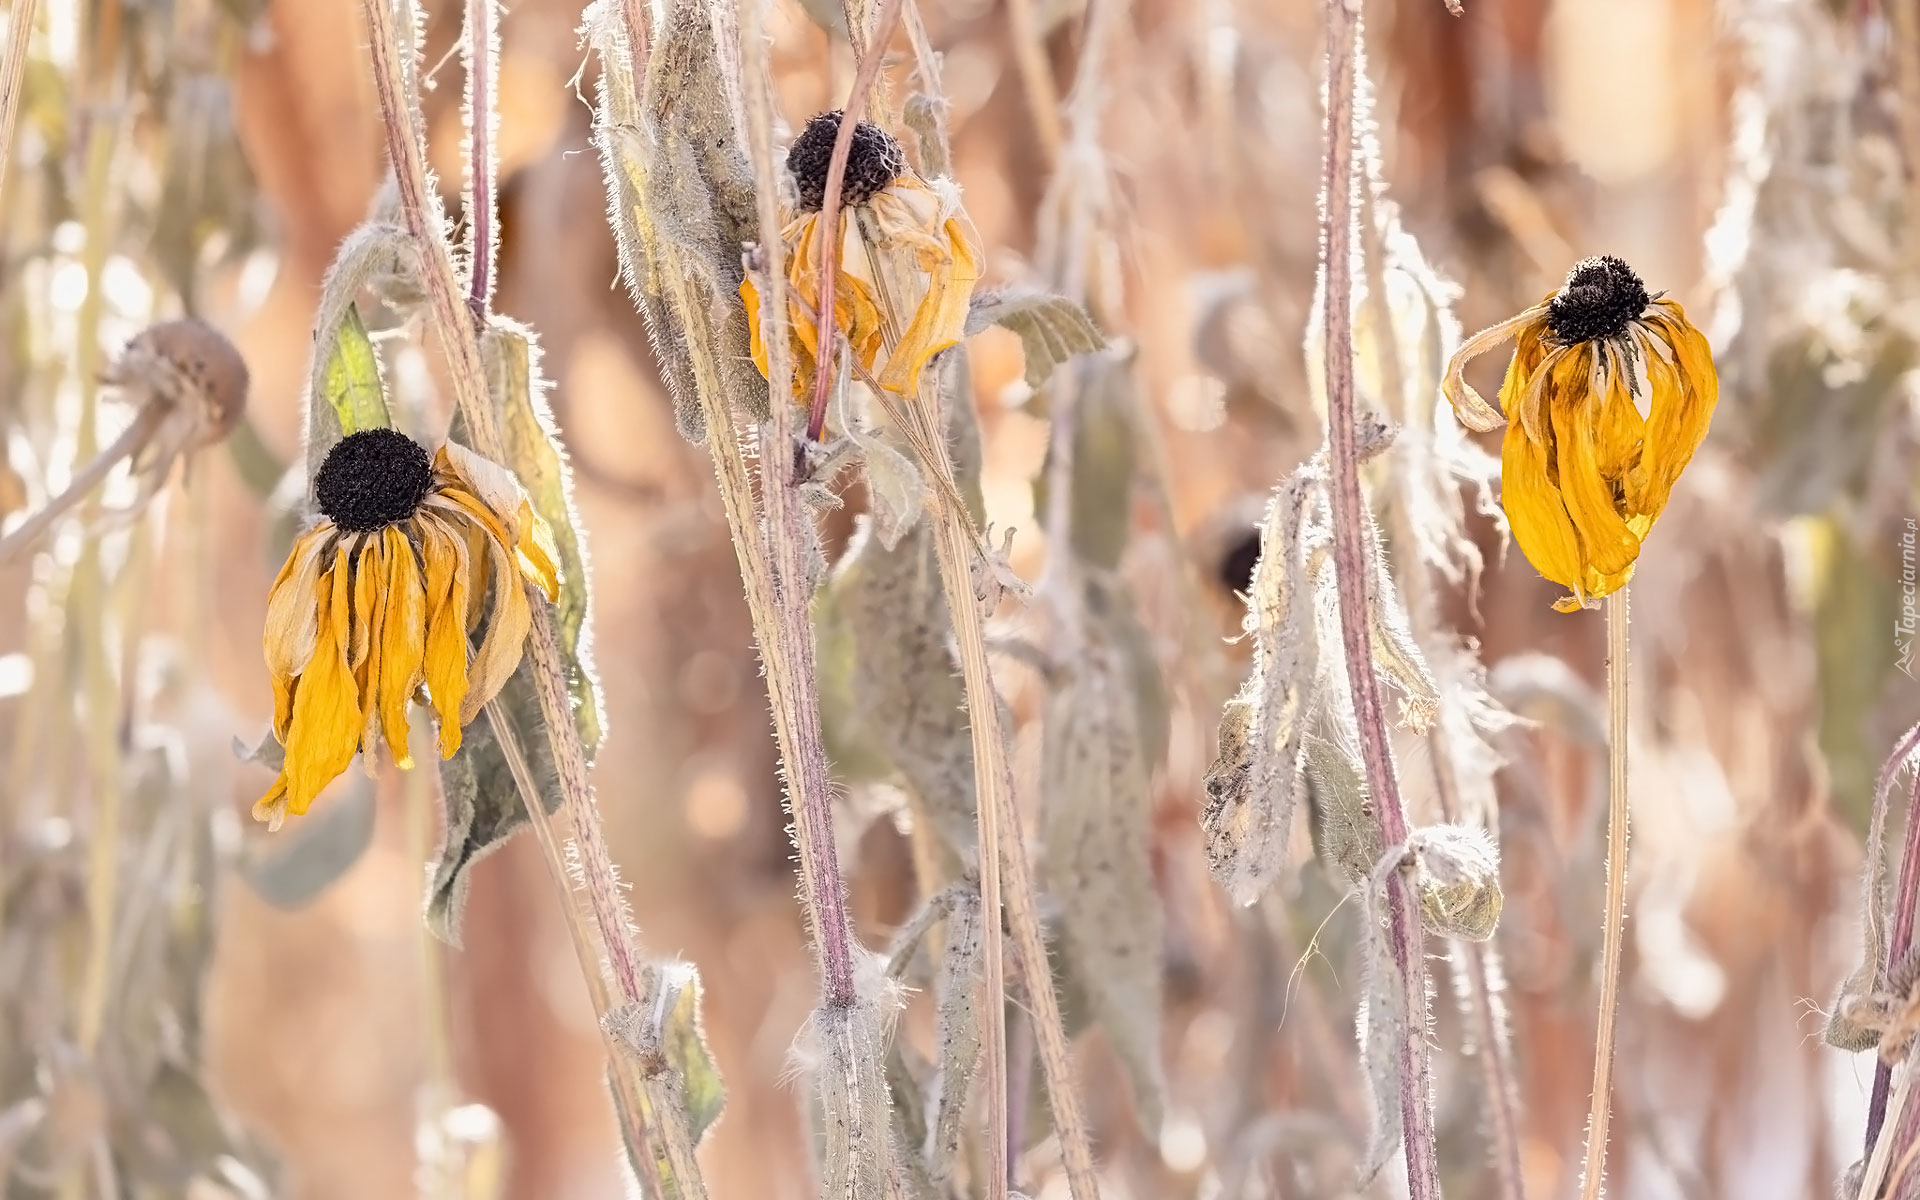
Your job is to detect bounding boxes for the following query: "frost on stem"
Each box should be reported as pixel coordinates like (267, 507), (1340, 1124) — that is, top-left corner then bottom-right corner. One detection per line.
(1203, 420), (1432, 907)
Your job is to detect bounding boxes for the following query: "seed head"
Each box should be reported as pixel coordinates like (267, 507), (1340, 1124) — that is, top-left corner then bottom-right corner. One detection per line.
(788, 111), (905, 213)
(1545, 255), (1649, 345)
(314, 428), (433, 533)
(116, 317), (250, 444)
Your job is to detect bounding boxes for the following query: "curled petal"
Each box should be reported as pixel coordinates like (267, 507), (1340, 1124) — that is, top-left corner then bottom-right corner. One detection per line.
(514, 499), (561, 602)
(1443, 307), (1545, 432)
(1625, 303), (1718, 520)
(439, 442), (527, 533)
(460, 522), (532, 725)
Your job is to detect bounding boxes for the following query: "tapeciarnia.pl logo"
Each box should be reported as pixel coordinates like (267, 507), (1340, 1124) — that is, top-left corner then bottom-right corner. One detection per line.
(1900, 518), (1917, 680)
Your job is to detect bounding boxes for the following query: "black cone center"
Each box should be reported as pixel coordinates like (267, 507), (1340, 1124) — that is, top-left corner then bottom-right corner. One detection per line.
(1546, 255), (1650, 344)
(314, 428), (433, 533)
(788, 111), (906, 213)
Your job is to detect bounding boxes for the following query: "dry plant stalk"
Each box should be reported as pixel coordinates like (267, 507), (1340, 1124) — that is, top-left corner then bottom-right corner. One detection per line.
(1317, 0), (1441, 1193)
(1581, 591), (1631, 1198)
(354, 0), (706, 1186)
(0, 0), (33, 208)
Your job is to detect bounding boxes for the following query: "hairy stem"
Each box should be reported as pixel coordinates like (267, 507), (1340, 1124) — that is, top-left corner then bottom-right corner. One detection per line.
(731, 0), (859, 1009)
(1580, 587), (1631, 1199)
(1865, 720), (1920, 1155)
(462, 0), (498, 323)
(1318, 0), (1439, 1194)
(360, 0), (701, 1180)
(1360, 173), (1525, 1200)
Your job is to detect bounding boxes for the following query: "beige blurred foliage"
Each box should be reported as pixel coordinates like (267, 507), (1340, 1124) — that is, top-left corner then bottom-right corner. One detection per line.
(4, 0), (1920, 1196)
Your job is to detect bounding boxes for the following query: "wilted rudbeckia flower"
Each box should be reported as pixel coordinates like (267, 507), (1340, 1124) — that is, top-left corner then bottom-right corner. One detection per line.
(255, 428), (559, 830)
(740, 110), (982, 411)
(1442, 255), (1717, 611)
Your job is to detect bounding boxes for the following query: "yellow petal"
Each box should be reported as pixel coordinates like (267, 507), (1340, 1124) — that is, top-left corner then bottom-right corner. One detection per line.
(379, 526), (427, 770)
(876, 208), (981, 396)
(421, 514), (472, 759)
(515, 499), (561, 602)
(1624, 304), (1717, 520)
(354, 533), (388, 763)
(460, 522), (532, 725)
(741, 274), (772, 380)
(263, 525), (333, 741)
(278, 546), (364, 817)
(1499, 421), (1586, 597)
(1592, 353), (1647, 482)
(1549, 389), (1641, 578)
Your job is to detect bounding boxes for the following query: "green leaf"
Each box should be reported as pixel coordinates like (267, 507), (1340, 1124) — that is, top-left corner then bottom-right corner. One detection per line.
(321, 302), (391, 439)
(655, 964), (726, 1144)
(964, 290), (1106, 390)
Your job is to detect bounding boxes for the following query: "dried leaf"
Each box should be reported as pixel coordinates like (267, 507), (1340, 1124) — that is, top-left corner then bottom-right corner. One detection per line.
(608, 963), (728, 1146)
(1042, 621), (1166, 1129)
(965, 290), (1106, 390)
(926, 888), (983, 1178)
(479, 320), (604, 753)
(427, 666), (559, 944)
(1305, 713), (1379, 888)
(1203, 465), (1327, 905)
(1356, 848), (1419, 1184)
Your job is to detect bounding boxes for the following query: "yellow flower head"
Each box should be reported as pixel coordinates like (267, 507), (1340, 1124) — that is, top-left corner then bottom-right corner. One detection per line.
(1442, 256), (1718, 611)
(740, 110), (982, 411)
(255, 429), (560, 830)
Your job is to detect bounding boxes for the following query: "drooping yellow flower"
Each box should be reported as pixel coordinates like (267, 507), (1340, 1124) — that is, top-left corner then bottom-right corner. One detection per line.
(1442, 256), (1717, 611)
(255, 428), (559, 830)
(740, 110), (981, 412)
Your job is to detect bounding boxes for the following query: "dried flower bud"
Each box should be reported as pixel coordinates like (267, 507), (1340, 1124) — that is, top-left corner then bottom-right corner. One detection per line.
(1406, 824), (1504, 942)
(788, 110), (906, 212)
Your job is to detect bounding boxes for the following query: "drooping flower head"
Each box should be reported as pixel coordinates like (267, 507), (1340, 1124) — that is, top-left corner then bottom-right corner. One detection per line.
(740, 111), (982, 413)
(1442, 256), (1718, 611)
(256, 429), (559, 830)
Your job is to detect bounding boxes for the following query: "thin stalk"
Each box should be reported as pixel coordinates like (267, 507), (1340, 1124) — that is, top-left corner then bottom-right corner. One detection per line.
(0, 0), (34, 208)
(805, 0), (906, 441)
(1004, 0), (1063, 163)
(1580, 587), (1631, 1199)
(0, 405), (163, 563)
(1318, 0), (1440, 1195)
(359, 0), (701, 1181)
(734, 0), (860, 1009)
(462, 0), (498, 324)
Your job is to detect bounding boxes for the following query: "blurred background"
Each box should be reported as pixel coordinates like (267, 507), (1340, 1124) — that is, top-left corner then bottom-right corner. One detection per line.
(1, 0), (1917, 1196)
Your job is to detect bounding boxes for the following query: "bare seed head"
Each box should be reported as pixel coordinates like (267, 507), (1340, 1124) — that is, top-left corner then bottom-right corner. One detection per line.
(112, 317), (250, 445)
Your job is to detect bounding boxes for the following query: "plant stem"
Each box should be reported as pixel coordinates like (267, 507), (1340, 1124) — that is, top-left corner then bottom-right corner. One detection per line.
(805, 0), (906, 441)
(0, 0), (34, 210)
(1581, 587), (1631, 1199)
(1004, 0), (1063, 162)
(1318, 0), (1439, 1194)
(1865, 720), (1920, 1155)
(0, 405), (163, 563)
(733, 0), (859, 1010)
(359, 0), (703, 1181)
(462, 0), (498, 324)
